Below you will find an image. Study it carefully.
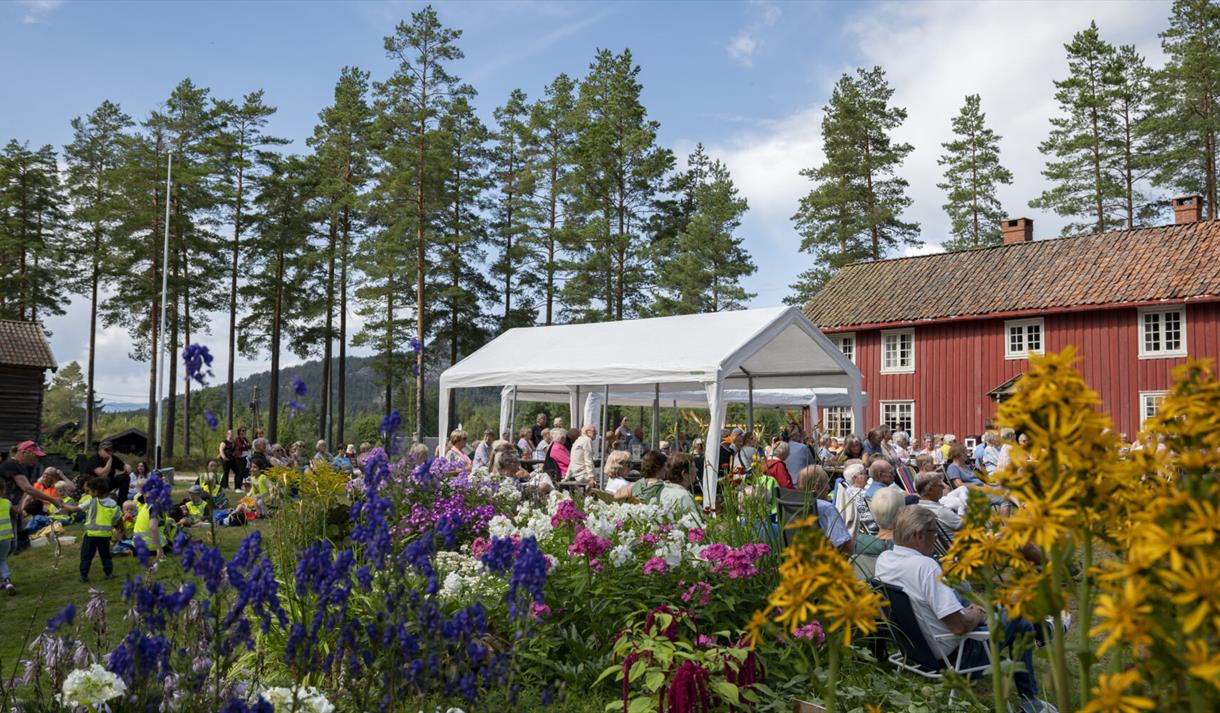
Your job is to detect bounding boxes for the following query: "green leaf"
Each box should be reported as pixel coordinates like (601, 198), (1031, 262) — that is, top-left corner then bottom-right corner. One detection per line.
(627, 658), (646, 683)
(628, 696), (655, 713)
(709, 680), (740, 705)
(644, 670), (665, 692)
(594, 664), (621, 686)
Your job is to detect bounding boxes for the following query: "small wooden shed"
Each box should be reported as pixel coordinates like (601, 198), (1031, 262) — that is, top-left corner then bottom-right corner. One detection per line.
(0, 320), (58, 451)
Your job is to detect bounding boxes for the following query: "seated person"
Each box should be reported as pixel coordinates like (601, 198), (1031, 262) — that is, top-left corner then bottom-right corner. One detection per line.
(795, 465), (853, 554)
(855, 487), (905, 556)
(490, 443), (554, 494)
(876, 508), (1054, 713)
(332, 446), (354, 475)
(603, 451), (633, 494)
(615, 451), (667, 502)
(833, 463), (874, 535)
(945, 443), (985, 489)
(249, 462), (275, 505)
(49, 480), (81, 524)
(658, 453), (699, 517)
(197, 461), (228, 509)
(118, 501), (137, 541)
(233, 477), (270, 521)
(914, 472), (962, 531)
(762, 442), (794, 489)
(177, 485), (210, 528)
(864, 460), (903, 499)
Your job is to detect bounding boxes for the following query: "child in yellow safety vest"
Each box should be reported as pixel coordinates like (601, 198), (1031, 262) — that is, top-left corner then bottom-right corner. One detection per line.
(79, 477), (121, 583)
(0, 495), (15, 594)
(49, 481), (81, 524)
(177, 485), (210, 528)
(132, 496), (167, 560)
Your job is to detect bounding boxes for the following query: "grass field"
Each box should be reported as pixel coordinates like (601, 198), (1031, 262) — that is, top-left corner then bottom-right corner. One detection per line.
(0, 475), (264, 670)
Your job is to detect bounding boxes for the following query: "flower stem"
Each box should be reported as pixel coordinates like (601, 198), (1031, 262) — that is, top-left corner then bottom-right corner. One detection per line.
(984, 574), (1005, 713)
(1076, 531), (1094, 708)
(1048, 543), (1071, 713)
(826, 635), (840, 713)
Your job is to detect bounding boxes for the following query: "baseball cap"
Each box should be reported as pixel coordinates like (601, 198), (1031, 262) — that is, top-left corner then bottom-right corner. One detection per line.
(99, 440), (114, 450)
(188, 484), (204, 494)
(16, 440), (46, 457)
(731, 428), (745, 436)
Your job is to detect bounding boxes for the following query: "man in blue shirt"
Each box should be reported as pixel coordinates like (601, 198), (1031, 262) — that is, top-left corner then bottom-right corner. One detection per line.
(784, 425), (813, 479)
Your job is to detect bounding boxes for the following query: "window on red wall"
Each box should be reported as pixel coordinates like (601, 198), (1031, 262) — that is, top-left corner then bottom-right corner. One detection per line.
(1139, 307), (1187, 358)
(881, 329), (914, 373)
(1005, 318), (1045, 359)
(880, 400), (914, 437)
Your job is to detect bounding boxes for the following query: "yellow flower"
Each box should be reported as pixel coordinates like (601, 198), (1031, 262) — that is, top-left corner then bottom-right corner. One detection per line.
(1090, 578), (1154, 655)
(1162, 552), (1220, 633)
(1080, 670), (1154, 713)
(818, 585), (882, 646)
(1185, 640), (1220, 692)
(744, 609), (768, 649)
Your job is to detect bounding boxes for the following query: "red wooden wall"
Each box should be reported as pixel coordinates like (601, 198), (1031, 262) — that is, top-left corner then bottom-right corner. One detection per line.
(835, 301), (1220, 439)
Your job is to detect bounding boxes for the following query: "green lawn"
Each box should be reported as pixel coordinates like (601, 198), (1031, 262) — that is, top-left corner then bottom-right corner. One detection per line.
(0, 476), (263, 669)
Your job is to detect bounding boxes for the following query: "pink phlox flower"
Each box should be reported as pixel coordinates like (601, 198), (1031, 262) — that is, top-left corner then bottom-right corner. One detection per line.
(638, 533), (658, 545)
(794, 621), (825, 645)
(643, 556), (669, 575)
(550, 499), (588, 528)
(695, 634), (716, 647)
(700, 542), (770, 579)
(589, 558), (605, 572)
(686, 528), (705, 543)
(679, 581), (713, 607)
(530, 602), (552, 621)
(568, 528), (611, 559)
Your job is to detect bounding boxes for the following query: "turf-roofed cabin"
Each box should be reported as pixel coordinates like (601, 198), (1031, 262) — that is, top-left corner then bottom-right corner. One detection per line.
(802, 196), (1220, 441)
(0, 320), (58, 453)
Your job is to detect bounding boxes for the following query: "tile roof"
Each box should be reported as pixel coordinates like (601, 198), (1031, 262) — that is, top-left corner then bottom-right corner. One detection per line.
(0, 320), (58, 369)
(803, 220), (1220, 328)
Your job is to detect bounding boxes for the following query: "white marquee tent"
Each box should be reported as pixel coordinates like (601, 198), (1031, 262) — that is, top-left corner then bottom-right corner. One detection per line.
(437, 306), (864, 505)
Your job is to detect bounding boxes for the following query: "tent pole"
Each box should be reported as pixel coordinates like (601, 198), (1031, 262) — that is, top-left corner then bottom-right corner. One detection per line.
(509, 385), (518, 441)
(747, 375), (755, 437)
(574, 386), (581, 427)
(599, 385), (609, 488)
(651, 384), (660, 449)
(673, 400), (679, 449)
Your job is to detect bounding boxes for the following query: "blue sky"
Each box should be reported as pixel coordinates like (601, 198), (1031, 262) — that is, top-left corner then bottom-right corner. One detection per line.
(1, 0), (1172, 402)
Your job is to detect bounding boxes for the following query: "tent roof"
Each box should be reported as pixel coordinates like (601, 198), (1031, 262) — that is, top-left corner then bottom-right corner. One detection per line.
(505, 385), (867, 410)
(441, 306), (861, 393)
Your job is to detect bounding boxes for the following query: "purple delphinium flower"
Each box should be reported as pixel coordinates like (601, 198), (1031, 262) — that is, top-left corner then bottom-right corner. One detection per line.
(141, 472), (174, 518)
(409, 336), (423, 354)
(291, 375), (307, 396)
(182, 344), (215, 386)
(480, 537), (517, 576)
(46, 603), (75, 633)
(203, 408), (219, 430)
(507, 537), (548, 619)
(287, 401), (304, 418)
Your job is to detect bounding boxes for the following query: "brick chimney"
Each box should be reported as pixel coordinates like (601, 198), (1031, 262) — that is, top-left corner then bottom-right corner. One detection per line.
(1172, 195), (1203, 224)
(1001, 217), (1034, 245)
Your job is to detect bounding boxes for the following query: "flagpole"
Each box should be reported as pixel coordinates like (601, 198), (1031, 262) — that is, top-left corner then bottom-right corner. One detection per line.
(155, 150), (173, 469)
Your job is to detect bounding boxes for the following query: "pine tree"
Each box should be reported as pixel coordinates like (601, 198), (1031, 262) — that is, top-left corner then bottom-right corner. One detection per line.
(374, 5), (464, 439)
(1145, 0), (1220, 218)
(937, 94), (1013, 250)
(651, 145), (753, 314)
(565, 48), (673, 322)
(789, 66), (919, 303)
(238, 154), (316, 443)
(309, 67), (374, 444)
(0, 141), (67, 323)
(210, 91), (287, 432)
(490, 88), (540, 329)
(42, 361), (88, 427)
(527, 73), (579, 325)
(63, 100), (134, 449)
(435, 93), (495, 433)
(1109, 45), (1161, 228)
(1029, 23), (1128, 235)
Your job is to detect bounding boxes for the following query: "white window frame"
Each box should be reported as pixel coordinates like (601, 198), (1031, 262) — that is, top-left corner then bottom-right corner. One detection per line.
(830, 332), (856, 364)
(822, 406), (854, 440)
(1004, 318), (1045, 359)
(880, 329), (915, 374)
(1138, 307), (1187, 359)
(1139, 391), (1167, 422)
(879, 400), (915, 438)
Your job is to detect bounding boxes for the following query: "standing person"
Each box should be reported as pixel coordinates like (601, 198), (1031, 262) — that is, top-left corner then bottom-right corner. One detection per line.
(531, 413), (548, 447)
(79, 477), (120, 583)
(85, 441), (132, 502)
(2, 442), (70, 558)
(614, 417), (633, 451)
(219, 430), (238, 490)
(568, 424), (597, 483)
(233, 427), (251, 485)
(784, 425), (813, 480)
(516, 427), (534, 458)
(472, 430), (495, 470)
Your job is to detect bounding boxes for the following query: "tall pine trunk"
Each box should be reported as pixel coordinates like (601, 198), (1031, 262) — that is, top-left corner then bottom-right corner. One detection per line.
(385, 292), (394, 418)
(146, 181), (163, 449)
(414, 71), (429, 444)
(268, 247), (284, 443)
(546, 157), (557, 325)
(165, 226), (179, 460)
(321, 215), (336, 444)
(183, 251), (191, 457)
(227, 165), (244, 431)
(85, 231), (100, 450)
(338, 207), (350, 445)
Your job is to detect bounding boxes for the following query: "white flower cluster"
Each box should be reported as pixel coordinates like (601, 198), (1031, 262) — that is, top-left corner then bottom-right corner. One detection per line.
(59, 664), (126, 708)
(434, 549), (507, 605)
(263, 685), (335, 713)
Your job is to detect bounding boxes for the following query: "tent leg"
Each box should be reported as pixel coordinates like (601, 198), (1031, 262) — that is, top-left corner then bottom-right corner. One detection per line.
(747, 376), (755, 437)
(652, 384), (660, 449)
(599, 385), (609, 488)
(673, 400), (679, 449)
(509, 386), (518, 441)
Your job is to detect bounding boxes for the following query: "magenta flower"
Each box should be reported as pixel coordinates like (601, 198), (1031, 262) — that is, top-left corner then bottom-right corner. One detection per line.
(794, 621), (826, 644)
(679, 581), (713, 607)
(700, 542), (771, 579)
(568, 528), (611, 559)
(550, 499), (587, 529)
(529, 602), (551, 621)
(686, 528), (705, 544)
(643, 557), (669, 575)
(638, 533), (658, 545)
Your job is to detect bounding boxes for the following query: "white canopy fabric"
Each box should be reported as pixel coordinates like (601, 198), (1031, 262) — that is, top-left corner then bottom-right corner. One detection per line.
(439, 306), (865, 506)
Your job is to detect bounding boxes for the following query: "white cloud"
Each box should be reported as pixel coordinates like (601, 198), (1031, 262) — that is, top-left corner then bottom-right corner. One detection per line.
(703, 0), (1171, 304)
(21, 0), (62, 24)
(727, 33), (759, 67)
(726, 0), (781, 68)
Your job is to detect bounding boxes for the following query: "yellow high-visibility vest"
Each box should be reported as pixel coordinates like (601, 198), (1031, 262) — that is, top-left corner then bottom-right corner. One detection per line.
(86, 497), (118, 538)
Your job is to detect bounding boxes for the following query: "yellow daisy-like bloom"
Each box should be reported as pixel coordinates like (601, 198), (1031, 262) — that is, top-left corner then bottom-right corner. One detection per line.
(1090, 578), (1154, 655)
(743, 609), (768, 650)
(1079, 670), (1154, 713)
(818, 585), (883, 646)
(1184, 639), (1220, 692)
(1162, 552), (1220, 633)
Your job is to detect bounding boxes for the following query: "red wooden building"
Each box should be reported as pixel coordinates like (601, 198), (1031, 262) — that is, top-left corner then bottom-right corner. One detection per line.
(802, 196), (1220, 441)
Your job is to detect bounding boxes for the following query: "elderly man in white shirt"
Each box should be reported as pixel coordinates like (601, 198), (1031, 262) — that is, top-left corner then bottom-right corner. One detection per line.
(913, 472), (962, 531)
(568, 424), (597, 483)
(876, 508), (1055, 713)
